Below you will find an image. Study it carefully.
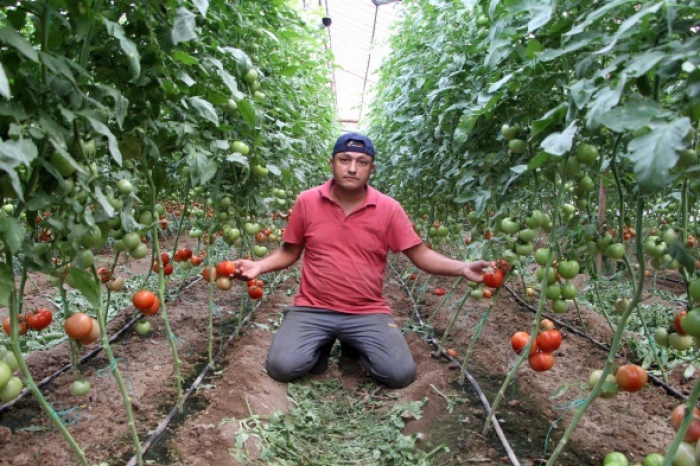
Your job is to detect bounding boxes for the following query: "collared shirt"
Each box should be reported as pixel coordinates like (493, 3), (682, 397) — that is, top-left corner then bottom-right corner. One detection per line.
(283, 179), (422, 314)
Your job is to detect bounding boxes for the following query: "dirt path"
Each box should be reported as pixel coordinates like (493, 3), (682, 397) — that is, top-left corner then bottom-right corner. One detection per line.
(0, 252), (688, 465)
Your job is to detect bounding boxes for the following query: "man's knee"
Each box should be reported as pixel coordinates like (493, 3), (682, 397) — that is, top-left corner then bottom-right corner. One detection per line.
(383, 361), (416, 389)
(266, 348), (308, 383)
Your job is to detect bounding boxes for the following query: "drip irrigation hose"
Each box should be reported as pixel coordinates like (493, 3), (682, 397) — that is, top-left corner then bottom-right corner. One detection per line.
(0, 276), (202, 414)
(504, 284), (694, 404)
(125, 311), (254, 466)
(388, 261), (521, 466)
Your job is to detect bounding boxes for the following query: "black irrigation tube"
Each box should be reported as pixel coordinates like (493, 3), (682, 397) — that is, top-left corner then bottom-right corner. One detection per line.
(0, 276), (203, 413)
(388, 261), (521, 466)
(125, 309), (254, 466)
(503, 284), (693, 403)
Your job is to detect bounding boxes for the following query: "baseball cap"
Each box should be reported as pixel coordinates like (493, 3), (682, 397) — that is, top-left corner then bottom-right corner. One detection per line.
(332, 133), (375, 158)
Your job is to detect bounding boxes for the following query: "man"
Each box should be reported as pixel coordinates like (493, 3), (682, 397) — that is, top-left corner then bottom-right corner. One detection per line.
(233, 133), (489, 388)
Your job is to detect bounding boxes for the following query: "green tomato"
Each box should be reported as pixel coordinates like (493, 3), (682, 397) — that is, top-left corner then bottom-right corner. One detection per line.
(642, 453), (663, 466)
(154, 203), (165, 216)
(254, 91), (266, 100)
(107, 195), (124, 210)
(576, 143), (599, 164)
(0, 376), (22, 402)
(672, 442), (695, 466)
(232, 141), (250, 156)
(690, 279), (700, 302)
(561, 204), (576, 216)
(515, 242), (534, 256)
(244, 222), (260, 235)
(0, 361), (12, 389)
(470, 288), (484, 299)
(70, 379), (91, 397)
(536, 266), (557, 285)
(588, 369), (619, 399)
(502, 249), (519, 266)
(243, 69), (258, 84)
(560, 282), (577, 300)
(138, 210), (154, 226)
(188, 228), (204, 239)
(80, 226), (103, 249)
(681, 309), (700, 338)
(467, 211), (478, 224)
(518, 228), (536, 243)
(603, 452), (628, 466)
(253, 164), (269, 178)
(534, 248), (550, 266)
(500, 218), (520, 235)
(0, 350), (18, 372)
(80, 139), (97, 157)
(123, 232), (142, 250)
(500, 124), (520, 140)
(558, 260), (580, 279)
(669, 333), (694, 351)
(136, 320), (151, 335)
(662, 228), (677, 244)
(253, 245), (267, 257)
(476, 14), (489, 27)
(654, 327), (669, 347)
(605, 243), (625, 260)
(78, 249), (95, 268)
(578, 176), (594, 192)
(437, 225), (449, 237)
(116, 179), (133, 196)
(50, 152), (77, 177)
(545, 285), (561, 300)
(129, 242), (148, 259)
(2, 204), (14, 214)
(508, 139), (527, 154)
(552, 299), (569, 314)
(226, 99), (238, 111)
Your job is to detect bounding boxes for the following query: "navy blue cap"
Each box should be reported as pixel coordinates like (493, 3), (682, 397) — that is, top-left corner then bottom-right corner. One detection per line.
(332, 133), (375, 158)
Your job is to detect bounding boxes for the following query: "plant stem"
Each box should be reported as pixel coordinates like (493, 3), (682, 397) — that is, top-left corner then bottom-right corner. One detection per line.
(426, 277), (463, 326)
(544, 197), (646, 466)
(663, 375), (700, 465)
(433, 291), (470, 358)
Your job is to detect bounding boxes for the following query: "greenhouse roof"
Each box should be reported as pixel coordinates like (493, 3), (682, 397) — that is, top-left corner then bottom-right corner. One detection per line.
(297, 0), (402, 129)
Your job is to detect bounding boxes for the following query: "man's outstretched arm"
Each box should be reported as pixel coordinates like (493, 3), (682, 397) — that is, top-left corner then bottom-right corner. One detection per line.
(233, 242), (304, 281)
(402, 243), (490, 282)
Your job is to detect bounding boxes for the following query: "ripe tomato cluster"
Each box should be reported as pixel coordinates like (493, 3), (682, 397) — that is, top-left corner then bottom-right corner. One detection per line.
(511, 320), (562, 372)
(3, 308), (55, 336)
(64, 312), (101, 345)
(132, 290), (160, 316)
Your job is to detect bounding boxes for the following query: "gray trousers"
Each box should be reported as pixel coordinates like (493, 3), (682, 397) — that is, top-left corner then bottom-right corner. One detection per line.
(266, 307), (416, 388)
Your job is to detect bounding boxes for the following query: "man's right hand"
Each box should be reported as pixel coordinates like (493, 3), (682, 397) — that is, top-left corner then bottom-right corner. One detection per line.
(233, 259), (262, 281)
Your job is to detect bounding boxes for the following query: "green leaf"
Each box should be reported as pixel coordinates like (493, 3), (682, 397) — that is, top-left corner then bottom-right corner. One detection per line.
(488, 72), (513, 93)
(218, 69), (245, 100)
(187, 151), (218, 185)
(525, 39), (544, 58)
(237, 99), (256, 129)
(667, 240), (697, 274)
(102, 18), (141, 81)
(93, 186), (115, 218)
(531, 103), (567, 137)
(540, 120), (578, 156)
(172, 7), (197, 45)
(525, 1), (554, 33)
(26, 193), (53, 211)
(565, 0), (634, 36)
(187, 97), (219, 126)
(0, 63), (10, 99)
(67, 267), (101, 310)
(226, 152), (248, 166)
(528, 152), (550, 170)
(173, 51), (199, 65)
(218, 47), (252, 70)
(266, 164), (281, 176)
(0, 263), (13, 307)
(623, 118), (692, 192)
(0, 26), (39, 62)
(192, 0), (209, 17)
(587, 77), (626, 128)
(0, 139), (38, 200)
(623, 51), (666, 78)
(1, 216), (23, 254)
(79, 113), (123, 166)
(597, 100), (668, 133)
(595, 3), (663, 55)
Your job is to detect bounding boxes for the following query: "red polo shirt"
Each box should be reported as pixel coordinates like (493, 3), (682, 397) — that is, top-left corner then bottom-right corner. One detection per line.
(283, 180), (422, 314)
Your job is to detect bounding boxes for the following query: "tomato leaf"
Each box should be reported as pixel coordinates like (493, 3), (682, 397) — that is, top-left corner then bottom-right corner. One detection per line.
(0, 263), (14, 307)
(0, 216), (24, 254)
(622, 117), (691, 192)
(93, 186), (115, 219)
(79, 113), (123, 166)
(173, 51), (199, 65)
(187, 97), (219, 126)
(528, 151), (550, 170)
(192, 0), (209, 17)
(226, 153), (248, 167)
(540, 120), (578, 156)
(0, 26), (39, 62)
(67, 268), (101, 310)
(237, 99), (257, 129)
(531, 103), (567, 137)
(597, 99), (668, 133)
(0, 63), (10, 99)
(667, 240), (697, 274)
(172, 7), (198, 45)
(0, 139), (38, 200)
(102, 18), (141, 81)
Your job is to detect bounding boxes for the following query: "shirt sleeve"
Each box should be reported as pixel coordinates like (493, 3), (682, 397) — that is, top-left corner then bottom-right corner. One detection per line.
(387, 201), (422, 253)
(282, 193), (306, 245)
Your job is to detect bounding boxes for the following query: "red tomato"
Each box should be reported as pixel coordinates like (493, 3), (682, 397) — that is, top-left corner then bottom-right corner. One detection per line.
(615, 364), (648, 393)
(528, 352), (555, 372)
(511, 331), (530, 355)
(539, 319), (555, 331)
(248, 285), (263, 300)
(174, 248), (192, 262)
(163, 264), (174, 276)
(446, 348), (458, 358)
(202, 266), (217, 282)
(64, 313), (93, 339)
(97, 267), (111, 283)
(483, 269), (504, 288)
(190, 256), (203, 266)
(675, 311), (687, 335)
(671, 404), (700, 442)
(483, 288), (493, 299)
(3, 316), (27, 335)
(132, 290), (156, 311)
(160, 253), (170, 265)
(433, 287), (445, 296)
(141, 297), (160, 316)
(536, 330), (562, 353)
(216, 260), (236, 277)
(26, 308), (53, 330)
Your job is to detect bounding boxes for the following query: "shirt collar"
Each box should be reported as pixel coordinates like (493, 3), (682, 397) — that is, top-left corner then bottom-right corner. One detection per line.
(320, 179), (378, 207)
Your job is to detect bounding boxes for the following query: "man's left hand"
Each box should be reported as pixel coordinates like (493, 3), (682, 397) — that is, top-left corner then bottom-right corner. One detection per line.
(463, 260), (491, 282)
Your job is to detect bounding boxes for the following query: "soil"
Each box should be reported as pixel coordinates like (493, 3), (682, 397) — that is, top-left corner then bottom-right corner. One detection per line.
(0, 243), (689, 466)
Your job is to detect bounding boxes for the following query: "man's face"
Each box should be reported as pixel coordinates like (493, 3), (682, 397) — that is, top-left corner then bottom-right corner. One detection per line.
(330, 151), (375, 192)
